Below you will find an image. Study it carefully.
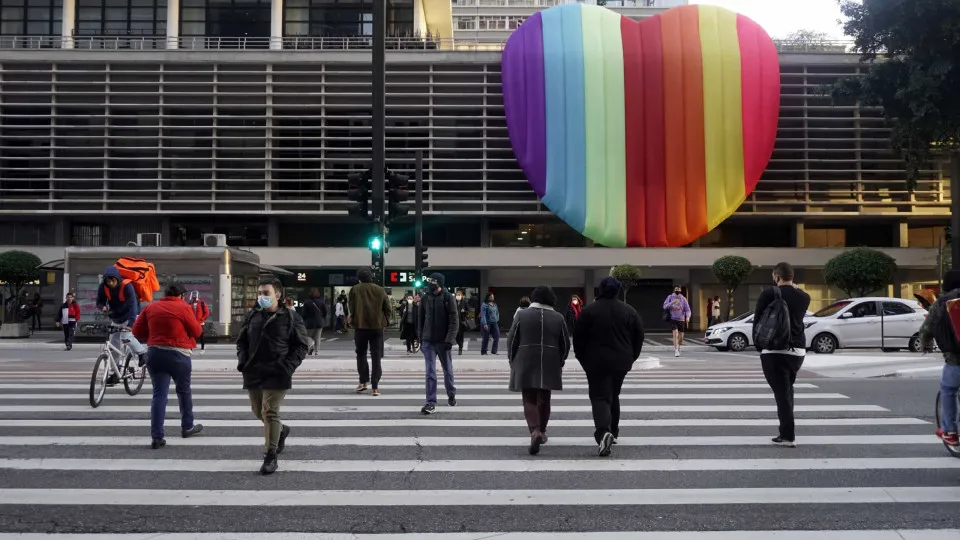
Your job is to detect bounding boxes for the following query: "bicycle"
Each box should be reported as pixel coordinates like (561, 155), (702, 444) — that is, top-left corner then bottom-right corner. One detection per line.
(935, 390), (960, 458)
(89, 325), (146, 408)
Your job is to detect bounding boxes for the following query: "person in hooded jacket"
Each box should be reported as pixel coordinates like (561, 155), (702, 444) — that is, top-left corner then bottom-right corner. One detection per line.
(236, 277), (309, 475)
(96, 266), (148, 381)
(418, 272), (459, 414)
(508, 285), (570, 456)
(573, 277), (645, 457)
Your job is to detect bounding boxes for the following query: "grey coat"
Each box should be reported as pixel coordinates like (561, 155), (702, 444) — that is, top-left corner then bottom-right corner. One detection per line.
(507, 303), (571, 392)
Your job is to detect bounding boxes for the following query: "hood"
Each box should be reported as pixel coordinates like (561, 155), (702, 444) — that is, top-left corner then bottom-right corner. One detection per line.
(103, 266), (121, 280)
(429, 272), (446, 287)
(598, 277), (622, 299)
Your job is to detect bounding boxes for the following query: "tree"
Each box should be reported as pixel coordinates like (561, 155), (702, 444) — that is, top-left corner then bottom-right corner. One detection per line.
(823, 247), (898, 299)
(610, 264), (642, 302)
(0, 250), (41, 323)
(711, 256), (752, 320)
(830, 0), (960, 266)
(777, 29), (848, 53)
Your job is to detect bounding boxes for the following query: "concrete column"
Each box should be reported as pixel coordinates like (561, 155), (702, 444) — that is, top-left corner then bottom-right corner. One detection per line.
(54, 218), (68, 247)
(584, 269), (595, 304)
(61, 0), (75, 49)
(897, 220), (909, 248)
(479, 218), (491, 247)
(792, 220), (805, 248)
(479, 269), (490, 298)
(268, 217), (280, 247)
(166, 0), (180, 49)
(270, 0), (284, 50)
(160, 218), (172, 246)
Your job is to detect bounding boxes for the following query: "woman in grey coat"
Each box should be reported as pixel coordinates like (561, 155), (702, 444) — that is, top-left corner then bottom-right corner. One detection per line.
(507, 285), (571, 455)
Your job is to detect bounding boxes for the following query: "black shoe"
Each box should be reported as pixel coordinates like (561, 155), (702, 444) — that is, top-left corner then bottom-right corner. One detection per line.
(182, 424), (203, 438)
(138, 354), (147, 367)
(421, 404), (436, 415)
(151, 438), (166, 450)
(458, 348), (463, 356)
(772, 437), (797, 448)
(105, 374), (119, 387)
(447, 395), (457, 407)
(260, 452), (278, 475)
(277, 424), (291, 455)
(598, 432), (614, 457)
(529, 430), (543, 456)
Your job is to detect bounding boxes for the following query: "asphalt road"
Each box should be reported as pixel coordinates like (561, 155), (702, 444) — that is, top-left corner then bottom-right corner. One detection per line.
(0, 348), (955, 538)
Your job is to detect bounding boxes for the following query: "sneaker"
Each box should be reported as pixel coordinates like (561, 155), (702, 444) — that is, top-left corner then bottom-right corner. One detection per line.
(421, 404), (436, 415)
(529, 430), (543, 456)
(598, 432), (614, 457)
(105, 374), (119, 387)
(372, 388), (381, 397)
(150, 438), (166, 450)
(448, 395), (457, 407)
(182, 424), (203, 438)
(277, 424), (291, 455)
(260, 452), (278, 475)
(539, 433), (548, 444)
(355, 384), (368, 393)
(771, 436), (797, 448)
(674, 349), (680, 358)
(937, 428), (960, 446)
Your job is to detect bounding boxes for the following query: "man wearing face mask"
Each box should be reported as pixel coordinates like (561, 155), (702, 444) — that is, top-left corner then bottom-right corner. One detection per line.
(236, 277), (309, 475)
(455, 289), (468, 355)
(418, 273), (459, 414)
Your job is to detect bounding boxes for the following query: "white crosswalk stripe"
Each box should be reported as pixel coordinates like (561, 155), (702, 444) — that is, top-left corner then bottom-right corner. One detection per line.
(0, 361), (953, 536)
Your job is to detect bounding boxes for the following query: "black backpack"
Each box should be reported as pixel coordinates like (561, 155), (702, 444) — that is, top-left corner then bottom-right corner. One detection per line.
(753, 286), (791, 352)
(930, 291), (960, 353)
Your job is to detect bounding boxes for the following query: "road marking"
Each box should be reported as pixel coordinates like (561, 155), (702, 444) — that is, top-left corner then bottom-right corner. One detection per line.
(0, 486), (956, 506)
(0, 383), (814, 390)
(0, 434), (928, 447)
(0, 404), (887, 413)
(0, 392), (849, 401)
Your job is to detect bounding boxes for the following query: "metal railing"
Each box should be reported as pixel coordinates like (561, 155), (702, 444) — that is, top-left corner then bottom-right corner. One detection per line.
(0, 34), (855, 54)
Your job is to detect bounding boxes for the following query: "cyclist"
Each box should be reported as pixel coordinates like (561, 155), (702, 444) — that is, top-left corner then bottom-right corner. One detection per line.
(921, 269), (960, 447)
(96, 266), (147, 385)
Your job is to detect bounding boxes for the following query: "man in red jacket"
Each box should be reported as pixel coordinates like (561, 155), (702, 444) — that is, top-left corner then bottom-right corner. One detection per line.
(189, 292), (211, 354)
(132, 282), (205, 449)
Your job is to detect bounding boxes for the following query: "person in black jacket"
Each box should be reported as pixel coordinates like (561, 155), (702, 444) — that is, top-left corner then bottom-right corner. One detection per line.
(236, 277), (309, 475)
(573, 276), (644, 457)
(418, 272), (459, 415)
(303, 288), (327, 355)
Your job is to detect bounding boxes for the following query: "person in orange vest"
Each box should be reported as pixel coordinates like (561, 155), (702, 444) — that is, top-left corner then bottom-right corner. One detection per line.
(189, 292), (211, 355)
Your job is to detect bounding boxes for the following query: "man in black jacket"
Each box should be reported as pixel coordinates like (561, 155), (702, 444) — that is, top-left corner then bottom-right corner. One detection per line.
(418, 272), (459, 415)
(573, 277), (645, 457)
(236, 277), (309, 475)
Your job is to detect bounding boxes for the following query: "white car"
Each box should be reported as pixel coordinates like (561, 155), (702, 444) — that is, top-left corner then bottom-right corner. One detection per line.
(804, 297), (927, 354)
(705, 310), (815, 352)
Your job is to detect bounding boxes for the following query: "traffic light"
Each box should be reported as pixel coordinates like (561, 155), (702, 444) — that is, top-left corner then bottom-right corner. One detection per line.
(414, 278), (423, 288)
(386, 170), (410, 224)
(368, 236), (382, 251)
(420, 245), (429, 270)
(347, 169), (373, 220)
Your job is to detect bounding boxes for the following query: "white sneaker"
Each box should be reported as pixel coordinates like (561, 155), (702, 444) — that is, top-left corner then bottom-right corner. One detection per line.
(674, 349), (680, 357)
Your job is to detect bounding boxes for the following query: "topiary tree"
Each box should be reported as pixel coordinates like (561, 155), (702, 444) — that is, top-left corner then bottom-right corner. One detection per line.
(711, 255), (753, 320)
(0, 250), (42, 323)
(823, 247), (898, 299)
(610, 264), (642, 302)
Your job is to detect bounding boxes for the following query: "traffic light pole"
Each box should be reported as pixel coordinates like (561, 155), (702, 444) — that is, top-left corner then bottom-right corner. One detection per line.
(371, 0), (386, 286)
(415, 150), (424, 280)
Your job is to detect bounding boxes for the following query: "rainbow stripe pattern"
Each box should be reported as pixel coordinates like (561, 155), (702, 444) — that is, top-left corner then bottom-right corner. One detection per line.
(501, 3), (780, 248)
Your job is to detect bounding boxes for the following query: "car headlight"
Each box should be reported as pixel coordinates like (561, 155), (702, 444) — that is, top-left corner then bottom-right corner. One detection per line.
(715, 327), (733, 334)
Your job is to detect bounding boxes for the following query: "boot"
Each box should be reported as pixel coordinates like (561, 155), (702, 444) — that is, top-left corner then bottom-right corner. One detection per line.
(260, 451), (278, 475)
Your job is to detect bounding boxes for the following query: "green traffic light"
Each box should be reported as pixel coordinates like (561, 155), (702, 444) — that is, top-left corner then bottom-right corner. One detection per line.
(369, 236), (382, 250)
(414, 280), (422, 288)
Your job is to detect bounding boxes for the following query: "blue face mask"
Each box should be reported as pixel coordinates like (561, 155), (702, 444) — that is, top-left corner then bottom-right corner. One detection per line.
(257, 295), (274, 309)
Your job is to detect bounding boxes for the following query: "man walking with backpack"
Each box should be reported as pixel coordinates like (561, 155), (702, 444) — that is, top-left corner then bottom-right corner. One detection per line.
(920, 270), (960, 447)
(752, 262), (810, 448)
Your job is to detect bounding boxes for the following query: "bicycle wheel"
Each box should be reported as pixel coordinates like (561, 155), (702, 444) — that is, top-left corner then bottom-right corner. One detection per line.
(89, 353), (109, 408)
(935, 391), (960, 458)
(123, 353), (146, 396)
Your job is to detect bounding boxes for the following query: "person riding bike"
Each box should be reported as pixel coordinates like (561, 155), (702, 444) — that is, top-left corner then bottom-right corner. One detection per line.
(920, 269), (960, 447)
(96, 266), (147, 385)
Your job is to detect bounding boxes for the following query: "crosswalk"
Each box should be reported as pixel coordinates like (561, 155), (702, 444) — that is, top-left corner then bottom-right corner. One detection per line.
(0, 361), (956, 537)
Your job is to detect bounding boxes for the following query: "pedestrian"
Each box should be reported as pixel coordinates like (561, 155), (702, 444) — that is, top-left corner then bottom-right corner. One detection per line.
(189, 291), (210, 355)
(713, 295), (722, 324)
(705, 297), (714, 327)
(54, 292), (80, 351)
(236, 277), (309, 475)
(348, 267), (392, 396)
(30, 292), (43, 331)
(303, 288), (328, 355)
(480, 292), (501, 355)
(131, 282), (204, 450)
(564, 294), (582, 333)
(514, 296), (531, 319)
(419, 272), (459, 414)
(335, 300), (345, 334)
(574, 276), (644, 457)
(455, 289), (468, 355)
(662, 286), (691, 357)
(922, 270), (960, 447)
(508, 285), (570, 455)
(752, 262), (811, 448)
(400, 293), (420, 354)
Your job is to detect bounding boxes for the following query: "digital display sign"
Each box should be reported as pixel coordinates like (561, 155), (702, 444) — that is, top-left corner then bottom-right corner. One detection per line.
(388, 271), (423, 286)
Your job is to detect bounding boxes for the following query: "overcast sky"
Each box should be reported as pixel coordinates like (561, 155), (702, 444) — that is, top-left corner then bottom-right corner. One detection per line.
(688, 0), (850, 39)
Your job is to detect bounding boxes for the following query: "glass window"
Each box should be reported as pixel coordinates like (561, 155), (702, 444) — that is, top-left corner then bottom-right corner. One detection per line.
(813, 300), (853, 318)
(1, 0), (61, 36)
(882, 301), (916, 316)
(850, 301), (878, 318)
(76, 0), (166, 36)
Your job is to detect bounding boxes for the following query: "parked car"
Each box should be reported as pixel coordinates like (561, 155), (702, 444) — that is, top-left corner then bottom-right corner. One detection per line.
(705, 310), (814, 352)
(804, 297), (927, 354)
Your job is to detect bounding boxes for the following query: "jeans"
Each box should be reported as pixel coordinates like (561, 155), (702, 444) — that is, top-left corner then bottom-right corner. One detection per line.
(760, 353), (805, 441)
(422, 341), (456, 406)
(248, 389), (287, 453)
(111, 328), (146, 357)
(62, 322), (76, 348)
(586, 369), (629, 443)
(354, 328), (384, 388)
(481, 324), (500, 354)
(146, 347), (195, 440)
(521, 389), (552, 434)
(940, 364), (960, 432)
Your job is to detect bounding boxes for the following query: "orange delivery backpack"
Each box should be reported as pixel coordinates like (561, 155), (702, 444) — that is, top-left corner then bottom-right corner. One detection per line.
(106, 257), (161, 304)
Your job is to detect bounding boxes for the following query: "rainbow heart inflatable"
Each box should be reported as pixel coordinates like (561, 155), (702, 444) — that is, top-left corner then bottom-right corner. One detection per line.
(501, 3), (780, 247)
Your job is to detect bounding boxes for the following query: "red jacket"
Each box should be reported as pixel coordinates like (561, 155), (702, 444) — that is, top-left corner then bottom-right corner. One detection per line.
(192, 300), (210, 324)
(132, 296), (203, 350)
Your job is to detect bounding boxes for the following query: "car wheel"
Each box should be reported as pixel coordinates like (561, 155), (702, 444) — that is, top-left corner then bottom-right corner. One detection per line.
(728, 333), (748, 352)
(813, 333), (837, 354)
(909, 334), (923, 353)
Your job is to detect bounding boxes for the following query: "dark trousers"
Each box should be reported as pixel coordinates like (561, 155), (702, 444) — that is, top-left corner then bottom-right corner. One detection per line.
(198, 327), (205, 350)
(521, 389), (552, 434)
(146, 347), (195, 440)
(355, 328), (384, 388)
(31, 313), (41, 331)
(456, 325), (465, 352)
(481, 324), (500, 354)
(760, 353), (805, 441)
(62, 322), (76, 348)
(586, 369), (629, 443)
